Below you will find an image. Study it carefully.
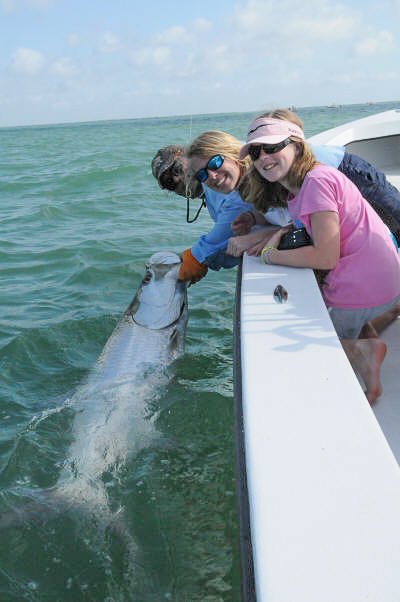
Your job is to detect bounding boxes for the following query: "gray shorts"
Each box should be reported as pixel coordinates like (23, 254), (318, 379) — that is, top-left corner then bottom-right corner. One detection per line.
(328, 294), (400, 339)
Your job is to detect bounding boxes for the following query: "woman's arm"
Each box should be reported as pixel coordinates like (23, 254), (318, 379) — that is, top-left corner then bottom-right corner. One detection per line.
(226, 227), (279, 257)
(261, 211), (340, 269)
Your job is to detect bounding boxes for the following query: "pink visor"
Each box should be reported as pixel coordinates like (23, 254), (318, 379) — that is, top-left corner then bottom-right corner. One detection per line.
(239, 117), (304, 159)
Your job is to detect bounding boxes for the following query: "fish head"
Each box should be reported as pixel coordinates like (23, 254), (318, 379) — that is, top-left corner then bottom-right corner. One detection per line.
(127, 251), (188, 330)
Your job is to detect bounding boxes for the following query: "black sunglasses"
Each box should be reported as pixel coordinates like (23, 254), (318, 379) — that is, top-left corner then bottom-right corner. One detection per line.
(194, 154), (224, 183)
(159, 160), (184, 191)
(248, 138), (291, 161)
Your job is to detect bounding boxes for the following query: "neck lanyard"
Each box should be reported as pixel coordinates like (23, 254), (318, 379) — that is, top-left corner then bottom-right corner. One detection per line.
(186, 196), (206, 223)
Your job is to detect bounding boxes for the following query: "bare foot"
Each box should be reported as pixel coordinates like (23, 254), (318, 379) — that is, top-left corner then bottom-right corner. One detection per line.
(341, 338), (387, 404)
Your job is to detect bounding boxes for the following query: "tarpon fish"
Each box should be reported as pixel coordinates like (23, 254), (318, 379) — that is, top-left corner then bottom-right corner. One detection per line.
(1, 251), (188, 529)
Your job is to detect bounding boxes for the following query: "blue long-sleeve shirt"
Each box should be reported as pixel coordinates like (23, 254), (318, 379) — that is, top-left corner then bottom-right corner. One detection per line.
(190, 185), (252, 269)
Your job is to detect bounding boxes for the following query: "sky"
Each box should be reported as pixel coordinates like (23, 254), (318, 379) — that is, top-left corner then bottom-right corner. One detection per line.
(0, 0), (399, 127)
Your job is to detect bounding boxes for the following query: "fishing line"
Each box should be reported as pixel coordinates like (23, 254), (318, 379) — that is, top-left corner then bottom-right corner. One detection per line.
(186, 114), (193, 144)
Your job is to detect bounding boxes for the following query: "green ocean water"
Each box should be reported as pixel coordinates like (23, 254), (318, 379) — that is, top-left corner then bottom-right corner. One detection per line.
(0, 100), (398, 601)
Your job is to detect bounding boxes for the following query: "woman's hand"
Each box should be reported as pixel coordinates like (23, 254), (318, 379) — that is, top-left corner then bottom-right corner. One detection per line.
(266, 226), (290, 249)
(231, 211), (255, 236)
(226, 227), (280, 257)
(248, 213), (340, 269)
(247, 227), (290, 256)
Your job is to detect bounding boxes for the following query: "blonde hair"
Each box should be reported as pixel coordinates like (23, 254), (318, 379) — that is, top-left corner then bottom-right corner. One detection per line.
(185, 130), (251, 191)
(245, 109), (318, 211)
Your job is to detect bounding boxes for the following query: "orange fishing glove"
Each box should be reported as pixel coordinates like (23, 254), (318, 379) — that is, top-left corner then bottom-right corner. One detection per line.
(178, 248), (208, 283)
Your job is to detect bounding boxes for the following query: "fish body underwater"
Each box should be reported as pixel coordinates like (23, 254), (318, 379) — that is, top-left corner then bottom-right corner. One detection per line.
(1, 250), (188, 526)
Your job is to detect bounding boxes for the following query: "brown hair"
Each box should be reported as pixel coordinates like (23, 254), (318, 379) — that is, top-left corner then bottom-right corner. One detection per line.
(245, 109), (318, 211)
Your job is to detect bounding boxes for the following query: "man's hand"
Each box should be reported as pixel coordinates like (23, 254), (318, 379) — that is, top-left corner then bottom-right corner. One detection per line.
(231, 211), (255, 236)
(178, 249), (208, 283)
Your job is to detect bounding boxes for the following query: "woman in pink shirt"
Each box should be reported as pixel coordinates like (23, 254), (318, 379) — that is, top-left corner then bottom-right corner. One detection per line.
(240, 111), (400, 404)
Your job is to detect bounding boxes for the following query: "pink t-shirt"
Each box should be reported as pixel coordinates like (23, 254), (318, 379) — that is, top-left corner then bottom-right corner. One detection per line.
(287, 164), (400, 309)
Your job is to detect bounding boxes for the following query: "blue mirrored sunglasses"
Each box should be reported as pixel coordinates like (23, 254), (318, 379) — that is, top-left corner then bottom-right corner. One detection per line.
(194, 154), (224, 183)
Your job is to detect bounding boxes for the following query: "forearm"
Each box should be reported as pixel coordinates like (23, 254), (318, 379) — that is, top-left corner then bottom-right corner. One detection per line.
(226, 227), (279, 257)
(239, 227), (275, 247)
(263, 213), (340, 269)
(266, 245), (337, 270)
(191, 222), (233, 263)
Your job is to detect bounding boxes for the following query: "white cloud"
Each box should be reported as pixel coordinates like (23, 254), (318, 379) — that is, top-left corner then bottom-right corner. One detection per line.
(114, 1), (397, 106)
(232, 0), (264, 31)
(355, 31), (395, 56)
(131, 45), (171, 68)
(51, 57), (79, 77)
(151, 18), (212, 46)
(229, 0), (359, 52)
(11, 47), (45, 74)
(192, 17), (212, 33)
(202, 44), (231, 74)
(287, 15), (355, 40)
(1, 0), (399, 127)
(99, 32), (120, 53)
(152, 25), (192, 45)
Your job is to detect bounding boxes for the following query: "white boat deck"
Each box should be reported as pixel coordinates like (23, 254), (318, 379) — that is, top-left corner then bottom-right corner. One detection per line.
(375, 311), (400, 461)
(239, 257), (400, 602)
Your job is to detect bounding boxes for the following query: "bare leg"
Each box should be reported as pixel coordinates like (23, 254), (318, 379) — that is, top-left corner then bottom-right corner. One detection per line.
(369, 302), (400, 335)
(341, 338), (387, 404)
(359, 302), (400, 339)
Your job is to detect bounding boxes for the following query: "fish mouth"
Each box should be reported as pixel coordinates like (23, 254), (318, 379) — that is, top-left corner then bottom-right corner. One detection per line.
(127, 251), (188, 330)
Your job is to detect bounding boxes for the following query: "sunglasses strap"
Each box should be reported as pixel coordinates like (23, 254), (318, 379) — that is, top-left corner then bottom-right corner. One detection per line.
(186, 196), (206, 223)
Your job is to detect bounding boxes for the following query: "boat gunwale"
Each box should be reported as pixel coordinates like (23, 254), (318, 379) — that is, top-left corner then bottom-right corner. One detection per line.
(233, 256), (256, 602)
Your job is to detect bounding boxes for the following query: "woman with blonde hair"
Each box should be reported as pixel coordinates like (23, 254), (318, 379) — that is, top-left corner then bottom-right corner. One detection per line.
(238, 110), (400, 403)
(178, 129), (274, 282)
